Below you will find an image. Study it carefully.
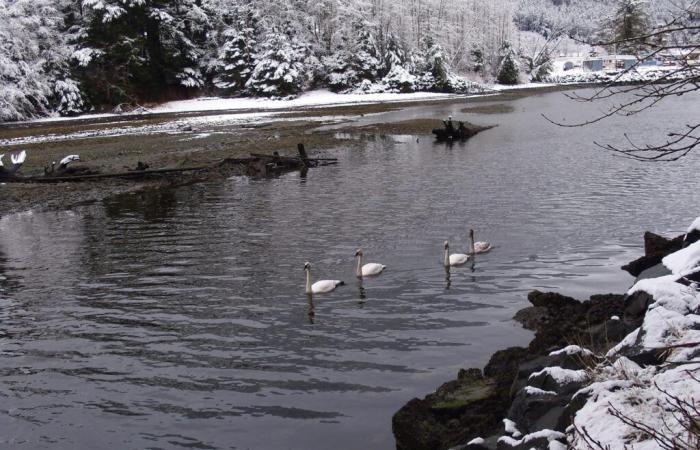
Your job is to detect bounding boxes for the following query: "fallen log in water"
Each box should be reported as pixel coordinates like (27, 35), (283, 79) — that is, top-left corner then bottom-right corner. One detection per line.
(0, 144), (337, 184)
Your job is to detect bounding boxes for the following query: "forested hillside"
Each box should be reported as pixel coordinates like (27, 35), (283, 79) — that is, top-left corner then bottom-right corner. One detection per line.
(0, 0), (688, 121)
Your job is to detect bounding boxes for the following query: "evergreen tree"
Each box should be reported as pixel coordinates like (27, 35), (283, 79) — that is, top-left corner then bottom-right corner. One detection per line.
(497, 42), (520, 85)
(214, 22), (257, 92)
(383, 33), (407, 76)
(0, 0), (83, 121)
(605, 0), (651, 54)
(417, 36), (450, 91)
(246, 29), (306, 97)
(351, 24), (382, 82)
(470, 47), (485, 74)
(77, 0), (209, 106)
(323, 46), (358, 92)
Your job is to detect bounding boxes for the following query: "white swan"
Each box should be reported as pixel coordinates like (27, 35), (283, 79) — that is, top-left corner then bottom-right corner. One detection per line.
(11, 150), (26, 167)
(444, 241), (470, 266)
(469, 229), (492, 254)
(304, 262), (344, 294)
(59, 154), (80, 169)
(355, 249), (386, 278)
(0, 151), (27, 173)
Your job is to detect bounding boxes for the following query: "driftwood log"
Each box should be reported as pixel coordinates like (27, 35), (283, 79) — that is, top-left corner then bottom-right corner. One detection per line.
(0, 144), (337, 184)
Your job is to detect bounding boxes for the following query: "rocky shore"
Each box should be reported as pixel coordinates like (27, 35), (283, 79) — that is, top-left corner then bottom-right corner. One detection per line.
(393, 220), (700, 450)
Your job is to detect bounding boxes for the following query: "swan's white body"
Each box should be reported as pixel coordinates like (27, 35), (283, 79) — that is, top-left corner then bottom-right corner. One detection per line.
(444, 242), (470, 266)
(11, 150), (26, 166)
(1, 151), (27, 172)
(355, 249), (386, 278)
(469, 229), (492, 254)
(305, 262), (343, 294)
(59, 154), (80, 167)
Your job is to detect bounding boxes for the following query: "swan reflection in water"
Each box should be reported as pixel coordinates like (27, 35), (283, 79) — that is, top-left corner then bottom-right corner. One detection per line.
(444, 255), (477, 289)
(357, 280), (367, 306)
(307, 294), (315, 324)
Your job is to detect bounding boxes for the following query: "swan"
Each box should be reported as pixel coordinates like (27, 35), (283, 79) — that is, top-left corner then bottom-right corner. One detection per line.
(355, 249), (386, 278)
(0, 151), (27, 174)
(444, 241), (470, 266)
(304, 262), (344, 294)
(59, 154), (80, 169)
(11, 150), (26, 167)
(468, 229), (492, 254)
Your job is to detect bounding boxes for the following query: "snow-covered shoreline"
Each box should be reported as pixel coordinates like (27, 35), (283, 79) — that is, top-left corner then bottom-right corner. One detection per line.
(16, 90), (468, 127)
(14, 63), (683, 129)
(394, 217), (700, 450)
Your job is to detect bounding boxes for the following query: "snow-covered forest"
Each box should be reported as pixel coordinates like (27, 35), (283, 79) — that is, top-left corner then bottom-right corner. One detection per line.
(0, 0), (692, 121)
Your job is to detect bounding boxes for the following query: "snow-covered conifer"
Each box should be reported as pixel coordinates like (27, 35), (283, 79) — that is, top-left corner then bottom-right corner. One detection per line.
(214, 23), (258, 92)
(246, 29), (306, 97)
(497, 42), (520, 85)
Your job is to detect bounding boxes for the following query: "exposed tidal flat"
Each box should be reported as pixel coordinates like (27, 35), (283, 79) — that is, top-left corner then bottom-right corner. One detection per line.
(0, 87), (699, 449)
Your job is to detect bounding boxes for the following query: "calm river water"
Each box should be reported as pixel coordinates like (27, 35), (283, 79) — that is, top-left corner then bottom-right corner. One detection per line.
(1, 89), (699, 449)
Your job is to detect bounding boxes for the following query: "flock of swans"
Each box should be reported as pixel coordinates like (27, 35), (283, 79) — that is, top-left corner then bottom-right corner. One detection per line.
(304, 228), (491, 295)
(0, 150), (81, 177)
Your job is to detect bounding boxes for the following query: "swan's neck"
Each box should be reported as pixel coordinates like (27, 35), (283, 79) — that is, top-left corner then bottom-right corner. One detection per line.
(469, 235), (475, 254)
(305, 269), (312, 294)
(444, 247), (449, 267)
(356, 254), (363, 277)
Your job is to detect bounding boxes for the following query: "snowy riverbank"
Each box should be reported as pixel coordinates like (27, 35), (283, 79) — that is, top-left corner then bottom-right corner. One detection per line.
(17, 90), (467, 127)
(393, 218), (700, 450)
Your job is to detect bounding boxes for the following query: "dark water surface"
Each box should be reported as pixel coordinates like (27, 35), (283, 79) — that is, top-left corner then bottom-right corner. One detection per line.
(1, 89), (699, 449)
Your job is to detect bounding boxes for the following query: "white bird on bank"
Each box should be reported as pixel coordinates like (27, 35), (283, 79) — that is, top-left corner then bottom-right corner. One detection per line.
(468, 229), (492, 254)
(444, 241), (470, 267)
(354, 249), (386, 278)
(0, 150), (27, 173)
(11, 150), (26, 167)
(59, 154), (80, 169)
(304, 262), (344, 294)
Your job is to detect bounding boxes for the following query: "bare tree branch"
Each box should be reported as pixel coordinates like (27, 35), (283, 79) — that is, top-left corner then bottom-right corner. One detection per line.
(545, 0), (700, 161)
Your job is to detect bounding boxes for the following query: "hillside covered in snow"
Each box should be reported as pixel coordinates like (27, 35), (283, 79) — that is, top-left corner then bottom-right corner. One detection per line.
(0, 0), (696, 122)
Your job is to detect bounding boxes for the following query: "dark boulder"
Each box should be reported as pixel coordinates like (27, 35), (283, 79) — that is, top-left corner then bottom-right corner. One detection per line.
(392, 368), (509, 450)
(621, 231), (693, 277)
(507, 387), (567, 434)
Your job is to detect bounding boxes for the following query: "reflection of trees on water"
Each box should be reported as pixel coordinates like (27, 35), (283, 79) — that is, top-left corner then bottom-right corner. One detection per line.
(103, 188), (179, 222)
(0, 212), (86, 293)
(0, 248), (23, 298)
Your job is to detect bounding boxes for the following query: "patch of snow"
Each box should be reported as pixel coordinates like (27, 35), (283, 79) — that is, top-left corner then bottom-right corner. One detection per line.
(549, 345), (594, 358)
(151, 89), (460, 114)
(466, 437), (484, 446)
(611, 315), (620, 321)
(548, 441), (566, 450)
(687, 216), (700, 234)
(490, 82), (556, 91)
(497, 429), (565, 447)
(628, 274), (700, 315)
(544, 64), (684, 85)
(663, 240), (700, 275)
(571, 363), (700, 449)
(524, 386), (557, 396)
(529, 367), (588, 384)
(0, 112), (350, 146)
(503, 418), (522, 438)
